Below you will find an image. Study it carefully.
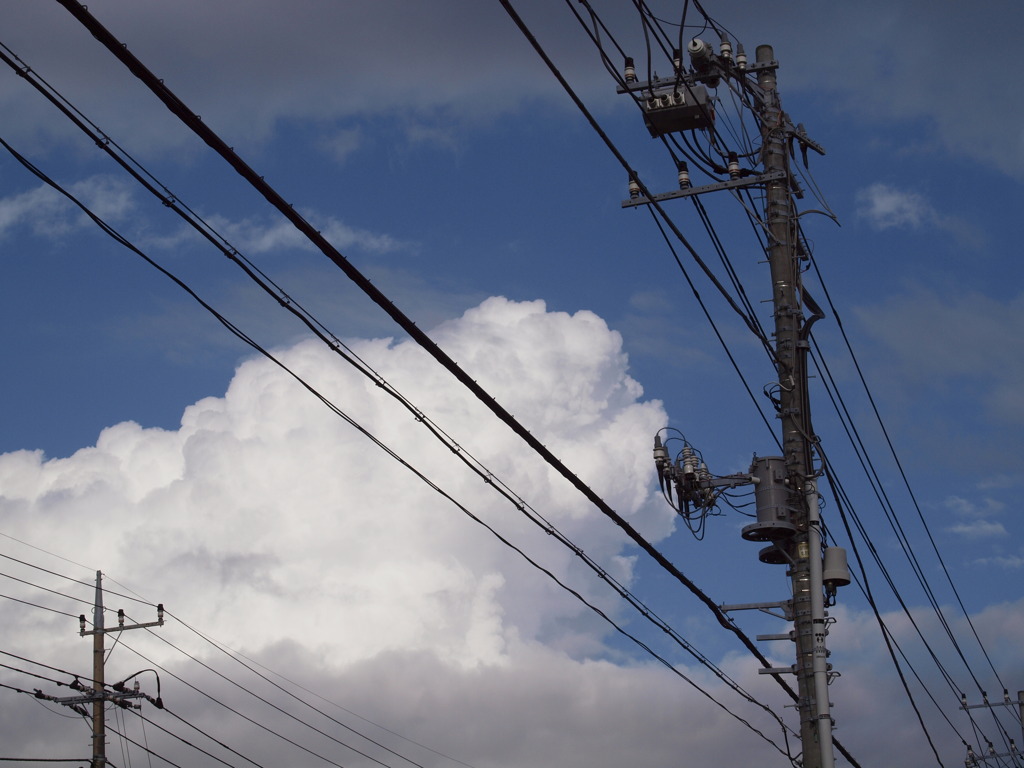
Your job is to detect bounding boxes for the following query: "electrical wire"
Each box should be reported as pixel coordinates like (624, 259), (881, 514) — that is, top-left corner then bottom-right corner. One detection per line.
(0, 592), (82, 620)
(32, 7), (803, 716)
(0, 133), (794, 761)
(0, 551), (158, 608)
(0, 41), (799, 748)
(22, 7), (999, 768)
(573, 3), (1014, 761)
(161, 613), (484, 768)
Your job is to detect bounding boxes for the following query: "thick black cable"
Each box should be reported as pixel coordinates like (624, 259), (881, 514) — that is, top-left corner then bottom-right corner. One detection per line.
(53, 0), (789, 705)
(0, 128), (793, 758)
(0, 43), (795, 735)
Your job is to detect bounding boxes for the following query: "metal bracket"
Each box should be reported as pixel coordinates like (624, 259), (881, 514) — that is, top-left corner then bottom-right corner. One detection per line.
(758, 666), (795, 675)
(719, 599), (792, 621)
(622, 170), (786, 208)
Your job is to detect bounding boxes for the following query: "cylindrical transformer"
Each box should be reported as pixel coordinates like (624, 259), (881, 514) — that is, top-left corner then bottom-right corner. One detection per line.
(741, 455), (797, 541)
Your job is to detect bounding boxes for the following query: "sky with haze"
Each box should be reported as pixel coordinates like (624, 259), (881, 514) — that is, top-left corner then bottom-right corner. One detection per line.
(1, 2), (1022, 767)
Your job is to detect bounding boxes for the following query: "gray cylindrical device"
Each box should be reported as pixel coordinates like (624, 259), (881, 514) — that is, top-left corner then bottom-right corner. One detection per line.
(823, 547), (851, 590)
(741, 455), (797, 541)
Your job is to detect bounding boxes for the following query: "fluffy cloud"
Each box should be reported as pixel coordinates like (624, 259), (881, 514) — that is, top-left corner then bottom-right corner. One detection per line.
(0, 297), (671, 664)
(1, 297), (1020, 767)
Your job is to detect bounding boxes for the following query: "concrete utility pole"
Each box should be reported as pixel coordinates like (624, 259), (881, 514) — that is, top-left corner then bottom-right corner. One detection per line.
(623, 36), (845, 768)
(755, 43), (831, 768)
(59, 572), (164, 767)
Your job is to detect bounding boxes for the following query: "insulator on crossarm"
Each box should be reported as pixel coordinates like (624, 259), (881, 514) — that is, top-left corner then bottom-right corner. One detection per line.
(735, 43), (747, 70)
(624, 56), (637, 83)
(727, 151), (740, 179)
(628, 175), (640, 199)
(677, 160), (691, 189)
(719, 34), (732, 61)
(673, 48), (683, 74)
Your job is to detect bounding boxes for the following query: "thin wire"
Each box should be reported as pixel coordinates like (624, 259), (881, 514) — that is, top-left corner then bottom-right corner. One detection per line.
(6, 19), (792, 708)
(153, 618), (485, 768)
(131, 707), (262, 768)
(0, 551), (157, 607)
(806, 245), (1007, 690)
(0, 592), (82, 619)
(0, 532), (93, 572)
(0, 130), (792, 756)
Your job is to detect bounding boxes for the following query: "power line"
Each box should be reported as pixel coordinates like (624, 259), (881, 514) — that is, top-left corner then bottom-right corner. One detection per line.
(0, 130), (791, 756)
(48, 1), (799, 716)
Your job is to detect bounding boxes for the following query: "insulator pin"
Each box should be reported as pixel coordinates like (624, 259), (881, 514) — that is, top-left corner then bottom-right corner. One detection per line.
(727, 152), (741, 179)
(677, 160), (691, 189)
(624, 56), (637, 83)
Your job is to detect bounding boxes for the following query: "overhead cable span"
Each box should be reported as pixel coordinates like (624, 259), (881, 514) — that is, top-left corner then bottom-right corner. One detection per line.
(53, 0), (782, 684)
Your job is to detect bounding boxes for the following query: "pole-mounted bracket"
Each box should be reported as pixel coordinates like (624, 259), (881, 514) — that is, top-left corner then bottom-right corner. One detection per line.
(623, 169), (786, 208)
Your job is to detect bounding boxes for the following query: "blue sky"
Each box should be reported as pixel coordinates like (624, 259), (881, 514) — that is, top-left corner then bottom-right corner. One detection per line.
(1, 2), (1022, 767)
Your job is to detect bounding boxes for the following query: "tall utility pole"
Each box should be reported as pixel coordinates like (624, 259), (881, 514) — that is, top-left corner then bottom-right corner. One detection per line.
(755, 43), (831, 768)
(624, 35), (846, 768)
(62, 572), (164, 767)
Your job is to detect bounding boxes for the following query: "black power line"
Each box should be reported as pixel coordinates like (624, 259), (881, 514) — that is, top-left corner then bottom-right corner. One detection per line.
(51, 0), (791, 710)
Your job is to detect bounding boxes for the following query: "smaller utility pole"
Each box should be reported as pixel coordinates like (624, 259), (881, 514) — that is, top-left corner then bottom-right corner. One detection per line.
(57, 572), (164, 768)
(959, 690), (1024, 767)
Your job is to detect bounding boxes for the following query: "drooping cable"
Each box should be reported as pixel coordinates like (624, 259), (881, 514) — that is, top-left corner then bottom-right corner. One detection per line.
(49, 2), (795, 707)
(0, 47), (799, 737)
(0, 592), (82, 620)
(806, 245), (1008, 691)
(0, 132), (795, 755)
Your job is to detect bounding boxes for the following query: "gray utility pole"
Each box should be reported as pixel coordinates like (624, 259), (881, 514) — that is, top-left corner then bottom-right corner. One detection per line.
(56, 572), (164, 768)
(755, 43), (831, 768)
(960, 690), (1024, 766)
(623, 37), (846, 768)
